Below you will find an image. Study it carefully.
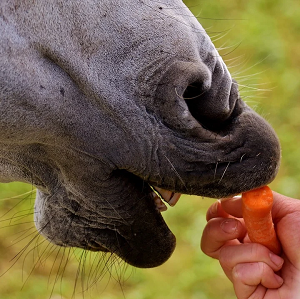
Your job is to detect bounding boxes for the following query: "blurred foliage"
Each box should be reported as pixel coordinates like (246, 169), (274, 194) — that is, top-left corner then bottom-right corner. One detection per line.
(184, 0), (300, 197)
(0, 0), (299, 298)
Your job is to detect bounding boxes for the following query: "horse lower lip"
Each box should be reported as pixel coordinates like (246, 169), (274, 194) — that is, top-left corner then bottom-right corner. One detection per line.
(152, 192), (168, 212)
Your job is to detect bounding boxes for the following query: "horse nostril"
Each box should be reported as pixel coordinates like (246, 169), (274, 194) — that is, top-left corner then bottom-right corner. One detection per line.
(183, 81), (214, 129)
(183, 81), (207, 101)
(184, 79), (240, 132)
(183, 80), (213, 128)
(153, 60), (239, 132)
(183, 81), (208, 125)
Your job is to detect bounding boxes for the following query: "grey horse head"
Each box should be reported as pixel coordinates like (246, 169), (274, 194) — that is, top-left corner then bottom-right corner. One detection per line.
(0, 0), (280, 268)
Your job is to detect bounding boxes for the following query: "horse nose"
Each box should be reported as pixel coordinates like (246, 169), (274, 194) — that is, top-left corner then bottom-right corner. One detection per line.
(183, 58), (239, 130)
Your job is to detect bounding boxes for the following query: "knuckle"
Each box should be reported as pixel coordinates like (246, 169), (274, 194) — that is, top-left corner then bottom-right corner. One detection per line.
(219, 245), (230, 267)
(257, 261), (267, 277)
(232, 262), (266, 285)
(200, 223), (216, 255)
(206, 201), (218, 220)
(232, 263), (243, 281)
(250, 243), (269, 260)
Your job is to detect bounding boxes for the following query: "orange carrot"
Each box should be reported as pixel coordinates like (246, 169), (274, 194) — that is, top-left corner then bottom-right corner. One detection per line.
(242, 186), (281, 255)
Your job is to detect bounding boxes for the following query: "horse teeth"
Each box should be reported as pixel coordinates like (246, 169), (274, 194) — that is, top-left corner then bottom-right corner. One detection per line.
(152, 187), (181, 207)
(168, 193), (181, 207)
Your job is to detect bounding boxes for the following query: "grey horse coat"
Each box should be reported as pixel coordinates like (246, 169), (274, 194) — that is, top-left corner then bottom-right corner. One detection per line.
(0, 0), (280, 268)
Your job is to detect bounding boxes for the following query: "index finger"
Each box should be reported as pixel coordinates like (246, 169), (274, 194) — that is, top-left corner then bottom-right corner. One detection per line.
(206, 197), (243, 221)
(220, 195), (243, 218)
(206, 200), (231, 221)
(201, 217), (246, 259)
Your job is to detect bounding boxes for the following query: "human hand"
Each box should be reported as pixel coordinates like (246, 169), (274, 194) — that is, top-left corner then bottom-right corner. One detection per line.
(201, 192), (300, 299)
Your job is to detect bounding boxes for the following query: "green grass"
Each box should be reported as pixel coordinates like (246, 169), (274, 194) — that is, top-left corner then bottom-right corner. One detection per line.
(0, 0), (300, 298)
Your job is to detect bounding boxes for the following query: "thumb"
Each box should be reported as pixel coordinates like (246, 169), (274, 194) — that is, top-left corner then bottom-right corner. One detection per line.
(272, 191), (300, 220)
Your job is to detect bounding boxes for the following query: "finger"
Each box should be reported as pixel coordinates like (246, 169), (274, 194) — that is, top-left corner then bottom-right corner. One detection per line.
(232, 262), (283, 299)
(219, 243), (284, 281)
(272, 191), (300, 220)
(201, 217), (246, 259)
(220, 195), (243, 218)
(271, 191), (300, 269)
(206, 200), (231, 221)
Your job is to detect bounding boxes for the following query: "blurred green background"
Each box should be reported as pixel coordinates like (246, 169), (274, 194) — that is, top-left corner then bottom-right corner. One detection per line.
(0, 0), (300, 298)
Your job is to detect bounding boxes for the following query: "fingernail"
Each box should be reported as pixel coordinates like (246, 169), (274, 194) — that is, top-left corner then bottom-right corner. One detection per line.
(220, 195), (241, 202)
(275, 274), (284, 285)
(220, 219), (238, 234)
(270, 252), (284, 267)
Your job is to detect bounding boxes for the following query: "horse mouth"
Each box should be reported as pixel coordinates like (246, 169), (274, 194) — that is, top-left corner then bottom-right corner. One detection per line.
(32, 97), (281, 269)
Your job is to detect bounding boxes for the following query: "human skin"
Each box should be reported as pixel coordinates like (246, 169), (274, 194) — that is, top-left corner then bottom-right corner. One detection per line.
(201, 192), (300, 299)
